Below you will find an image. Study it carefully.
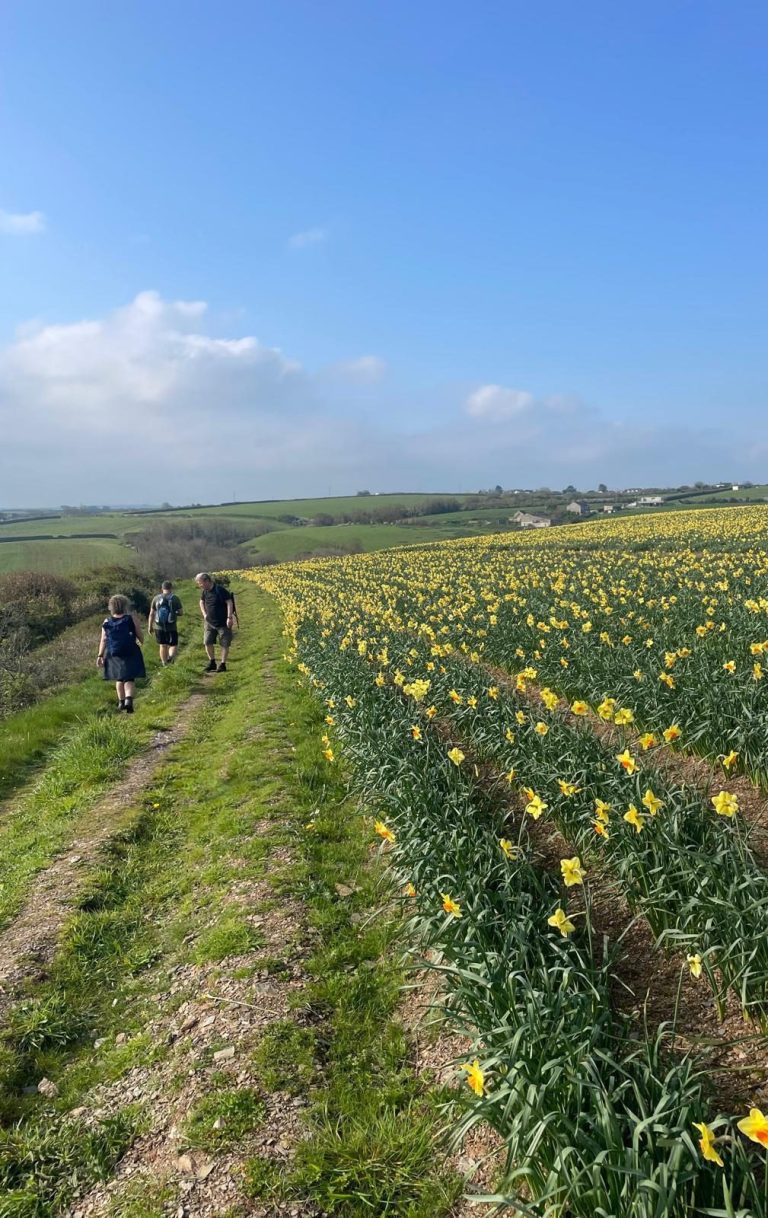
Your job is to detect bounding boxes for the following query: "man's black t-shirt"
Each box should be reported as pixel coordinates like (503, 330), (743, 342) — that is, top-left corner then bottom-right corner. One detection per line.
(201, 583), (230, 627)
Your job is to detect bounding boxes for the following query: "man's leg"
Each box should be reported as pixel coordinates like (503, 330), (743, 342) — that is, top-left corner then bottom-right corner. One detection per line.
(217, 628), (232, 670)
(159, 643), (169, 664)
(204, 626), (217, 670)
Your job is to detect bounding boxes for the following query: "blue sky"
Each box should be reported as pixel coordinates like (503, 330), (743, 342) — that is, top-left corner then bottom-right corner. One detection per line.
(2, 1), (767, 505)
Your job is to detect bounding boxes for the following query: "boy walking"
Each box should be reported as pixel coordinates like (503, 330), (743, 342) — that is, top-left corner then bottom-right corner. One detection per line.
(148, 580), (183, 665)
(195, 572), (235, 672)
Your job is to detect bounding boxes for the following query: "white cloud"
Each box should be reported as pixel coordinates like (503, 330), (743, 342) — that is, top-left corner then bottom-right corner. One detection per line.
(0, 291), (760, 506)
(330, 355), (387, 383)
(288, 226), (328, 249)
(466, 384), (535, 420)
(0, 209), (46, 235)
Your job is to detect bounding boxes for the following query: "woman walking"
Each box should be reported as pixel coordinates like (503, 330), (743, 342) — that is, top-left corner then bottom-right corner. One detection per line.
(97, 594), (146, 713)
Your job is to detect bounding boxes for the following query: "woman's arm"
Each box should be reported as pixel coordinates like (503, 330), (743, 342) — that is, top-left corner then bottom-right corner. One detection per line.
(132, 613), (144, 644)
(97, 626), (107, 667)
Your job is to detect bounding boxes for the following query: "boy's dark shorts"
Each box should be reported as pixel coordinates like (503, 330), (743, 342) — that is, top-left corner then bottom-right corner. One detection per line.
(155, 626), (178, 646)
(204, 624), (233, 647)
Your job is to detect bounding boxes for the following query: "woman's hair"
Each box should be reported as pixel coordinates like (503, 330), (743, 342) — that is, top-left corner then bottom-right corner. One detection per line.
(108, 594), (130, 615)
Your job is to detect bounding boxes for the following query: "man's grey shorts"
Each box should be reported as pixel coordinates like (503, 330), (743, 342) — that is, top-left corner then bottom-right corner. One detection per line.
(204, 624), (233, 647)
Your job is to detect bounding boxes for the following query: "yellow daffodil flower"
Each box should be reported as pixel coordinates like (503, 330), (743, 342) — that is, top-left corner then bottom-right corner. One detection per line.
(624, 805), (644, 832)
(738, 1109), (768, 1147)
(711, 790), (738, 817)
(642, 788), (663, 815)
(547, 907), (576, 937)
(692, 1121), (723, 1167)
(525, 795), (547, 820)
(461, 1059), (485, 1096)
(687, 953), (703, 978)
(560, 856), (585, 886)
(441, 893), (462, 917)
(616, 748), (638, 774)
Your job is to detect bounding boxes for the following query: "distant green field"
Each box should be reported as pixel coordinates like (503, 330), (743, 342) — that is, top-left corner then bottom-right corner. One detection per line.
(169, 492), (470, 521)
(677, 485), (768, 504)
(0, 537), (137, 574)
(246, 522), (455, 561)
(0, 514), (140, 539)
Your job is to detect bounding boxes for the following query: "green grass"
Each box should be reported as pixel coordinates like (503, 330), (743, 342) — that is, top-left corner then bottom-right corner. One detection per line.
(182, 1085), (266, 1152)
(193, 914), (263, 962)
(0, 537), (137, 573)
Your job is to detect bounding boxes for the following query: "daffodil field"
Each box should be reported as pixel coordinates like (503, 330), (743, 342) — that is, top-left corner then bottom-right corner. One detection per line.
(242, 506), (768, 1216)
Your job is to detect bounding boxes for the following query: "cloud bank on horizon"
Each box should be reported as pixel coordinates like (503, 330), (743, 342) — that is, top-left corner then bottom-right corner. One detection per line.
(0, 291), (760, 508)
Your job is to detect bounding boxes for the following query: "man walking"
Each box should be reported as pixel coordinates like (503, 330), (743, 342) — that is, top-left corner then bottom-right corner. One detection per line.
(195, 572), (235, 673)
(148, 580), (183, 666)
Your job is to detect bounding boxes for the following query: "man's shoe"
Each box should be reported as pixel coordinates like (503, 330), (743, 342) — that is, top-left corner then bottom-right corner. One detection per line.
(117, 700), (125, 712)
(124, 701), (135, 715)
(217, 662), (227, 673)
(204, 660), (217, 673)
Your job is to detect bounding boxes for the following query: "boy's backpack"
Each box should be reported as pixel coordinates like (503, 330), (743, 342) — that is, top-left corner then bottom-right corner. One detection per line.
(104, 615), (135, 658)
(156, 595), (173, 627)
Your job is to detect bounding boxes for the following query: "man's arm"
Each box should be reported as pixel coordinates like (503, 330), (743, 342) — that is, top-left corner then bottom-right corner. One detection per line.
(226, 597), (234, 628)
(199, 597), (207, 620)
(148, 600), (155, 634)
(174, 596), (183, 617)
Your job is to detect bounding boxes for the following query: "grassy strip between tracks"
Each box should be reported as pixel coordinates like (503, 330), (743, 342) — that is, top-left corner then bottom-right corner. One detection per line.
(0, 585), (458, 1218)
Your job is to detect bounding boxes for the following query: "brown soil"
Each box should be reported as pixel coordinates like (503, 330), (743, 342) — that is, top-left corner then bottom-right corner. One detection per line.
(0, 692), (207, 1025)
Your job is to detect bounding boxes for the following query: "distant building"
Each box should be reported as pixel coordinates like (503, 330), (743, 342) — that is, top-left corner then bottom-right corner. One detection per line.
(732, 485), (740, 491)
(512, 511), (551, 529)
(638, 495), (663, 506)
(602, 504), (616, 513)
(567, 500), (591, 516)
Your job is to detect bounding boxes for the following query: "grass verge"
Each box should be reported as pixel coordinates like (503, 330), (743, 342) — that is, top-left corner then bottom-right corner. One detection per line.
(243, 644), (462, 1217)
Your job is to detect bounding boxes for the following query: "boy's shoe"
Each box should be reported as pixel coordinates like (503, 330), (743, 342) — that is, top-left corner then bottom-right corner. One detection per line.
(204, 660), (217, 672)
(217, 662), (227, 673)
